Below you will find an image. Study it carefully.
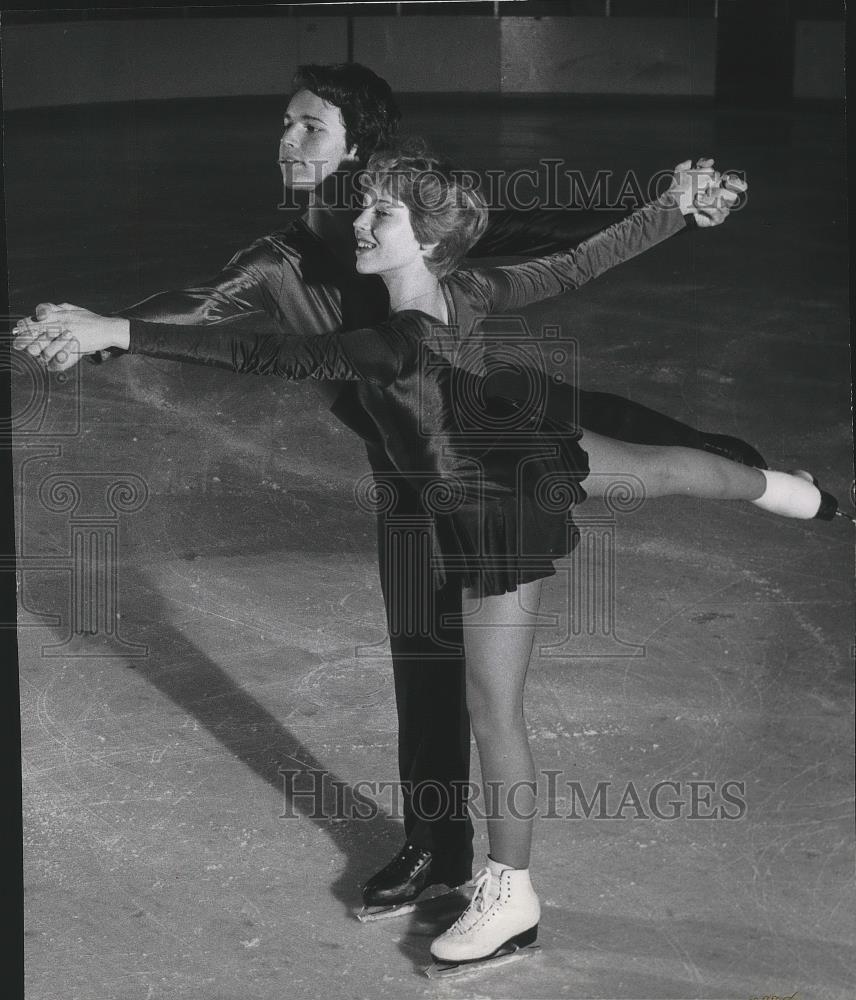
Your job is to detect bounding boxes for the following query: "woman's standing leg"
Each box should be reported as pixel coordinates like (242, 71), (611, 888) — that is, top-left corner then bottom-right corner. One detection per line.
(430, 577), (545, 966)
(459, 578), (543, 870)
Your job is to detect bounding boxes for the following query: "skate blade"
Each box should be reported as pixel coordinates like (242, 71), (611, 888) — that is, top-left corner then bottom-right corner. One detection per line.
(357, 885), (471, 924)
(356, 901), (419, 923)
(423, 943), (541, 980)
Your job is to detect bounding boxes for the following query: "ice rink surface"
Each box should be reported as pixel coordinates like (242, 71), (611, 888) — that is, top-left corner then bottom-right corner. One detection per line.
(8, 97), (854, 998)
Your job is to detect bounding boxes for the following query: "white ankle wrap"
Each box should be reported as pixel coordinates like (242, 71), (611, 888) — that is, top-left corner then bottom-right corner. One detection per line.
(752, 470), (821, 519)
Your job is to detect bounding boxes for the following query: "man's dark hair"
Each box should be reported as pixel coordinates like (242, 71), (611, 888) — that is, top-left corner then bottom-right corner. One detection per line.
(291, 63), (401, 162)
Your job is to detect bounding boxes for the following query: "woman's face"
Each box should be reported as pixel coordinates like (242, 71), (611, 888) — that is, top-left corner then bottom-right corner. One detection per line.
(353, 187), (427, 276)
(278, 89), (357, 189)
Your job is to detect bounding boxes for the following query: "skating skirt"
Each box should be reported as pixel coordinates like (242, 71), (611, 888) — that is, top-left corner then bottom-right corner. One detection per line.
(429, 397), (590, 597)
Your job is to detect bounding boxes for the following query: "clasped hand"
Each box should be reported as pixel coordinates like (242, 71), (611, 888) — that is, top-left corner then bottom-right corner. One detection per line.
(670, 157), (748, 227)
(12, 304), (129, 373)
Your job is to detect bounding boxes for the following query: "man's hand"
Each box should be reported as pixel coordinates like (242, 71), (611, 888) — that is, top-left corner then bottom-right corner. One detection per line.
(12, 303), (130, 372)
(670, 158), (748, 228)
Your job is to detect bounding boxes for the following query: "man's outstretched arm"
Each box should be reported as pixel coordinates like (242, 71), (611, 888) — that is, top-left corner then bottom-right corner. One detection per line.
(470, 205), (629, 259)
(39, 227), (349, 372)
(79, 237), (287, 364)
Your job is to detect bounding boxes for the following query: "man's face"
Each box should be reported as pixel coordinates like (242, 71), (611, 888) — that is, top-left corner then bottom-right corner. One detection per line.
(278, 89), (357, 189)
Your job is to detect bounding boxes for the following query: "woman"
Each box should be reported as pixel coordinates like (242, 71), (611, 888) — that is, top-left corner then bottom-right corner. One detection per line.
(13, 145), (844, 969)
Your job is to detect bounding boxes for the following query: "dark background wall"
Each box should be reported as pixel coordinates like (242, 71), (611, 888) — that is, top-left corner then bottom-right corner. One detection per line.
(0, 5), (845, 110)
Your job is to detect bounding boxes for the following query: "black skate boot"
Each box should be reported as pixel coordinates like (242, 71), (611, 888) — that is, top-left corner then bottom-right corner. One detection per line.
(358, 842), (471, 922)
(701, 433), (768, 469)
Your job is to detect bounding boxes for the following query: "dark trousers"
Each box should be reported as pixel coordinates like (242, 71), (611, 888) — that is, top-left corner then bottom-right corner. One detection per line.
(366, 441), (475, 876)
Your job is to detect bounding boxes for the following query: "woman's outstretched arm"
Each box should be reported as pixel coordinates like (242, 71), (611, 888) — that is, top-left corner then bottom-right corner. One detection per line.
(456, 163), (746, 315)
(13, 306), (420, 387)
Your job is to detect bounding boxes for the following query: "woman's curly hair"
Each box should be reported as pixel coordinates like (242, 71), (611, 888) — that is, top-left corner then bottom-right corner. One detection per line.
(291, 63), (401, 161)
(362, 139), (489, 277)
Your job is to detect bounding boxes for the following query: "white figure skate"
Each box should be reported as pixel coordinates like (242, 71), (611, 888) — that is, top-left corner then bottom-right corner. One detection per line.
(424, 857), (541, 979)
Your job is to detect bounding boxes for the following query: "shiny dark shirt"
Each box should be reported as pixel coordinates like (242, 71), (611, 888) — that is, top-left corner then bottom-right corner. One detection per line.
(127, 199), (686, 506)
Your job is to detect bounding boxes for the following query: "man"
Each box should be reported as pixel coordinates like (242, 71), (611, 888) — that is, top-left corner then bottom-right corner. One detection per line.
(27, 63), (750, 913)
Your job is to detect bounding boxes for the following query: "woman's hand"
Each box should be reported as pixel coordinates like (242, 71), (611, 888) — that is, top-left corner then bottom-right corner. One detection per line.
(12, 303), (130, 372)
(669, 158), (748, 228)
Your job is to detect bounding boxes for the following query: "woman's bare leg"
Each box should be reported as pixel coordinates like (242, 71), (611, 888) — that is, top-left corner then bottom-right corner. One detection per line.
(578, 429), (767, 501)
(460, 578), (543, 870)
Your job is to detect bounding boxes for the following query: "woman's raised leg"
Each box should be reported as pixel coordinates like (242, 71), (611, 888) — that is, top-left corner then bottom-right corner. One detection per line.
(578, 429), (841, 519)
(578, 429), (767, 502)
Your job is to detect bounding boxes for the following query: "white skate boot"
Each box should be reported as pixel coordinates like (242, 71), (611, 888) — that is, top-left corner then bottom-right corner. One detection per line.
(424, 857), (541, 979)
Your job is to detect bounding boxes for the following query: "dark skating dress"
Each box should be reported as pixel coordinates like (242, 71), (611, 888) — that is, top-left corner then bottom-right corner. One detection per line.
(123, 196), (687, 596)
